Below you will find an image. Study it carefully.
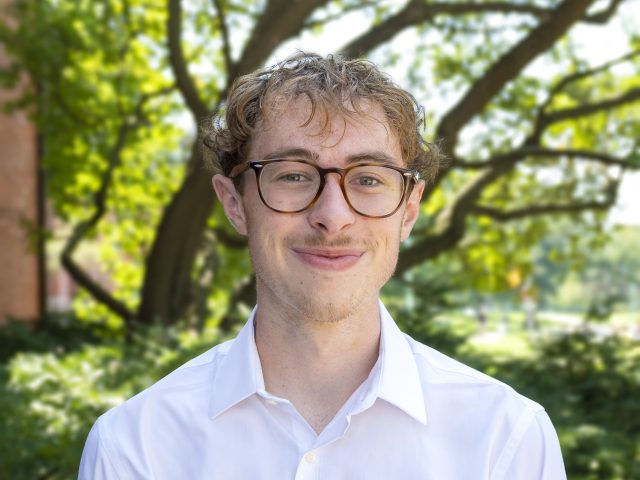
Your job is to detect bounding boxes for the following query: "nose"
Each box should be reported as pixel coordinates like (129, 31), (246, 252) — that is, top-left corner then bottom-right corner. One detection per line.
(307, 173), (356, 233)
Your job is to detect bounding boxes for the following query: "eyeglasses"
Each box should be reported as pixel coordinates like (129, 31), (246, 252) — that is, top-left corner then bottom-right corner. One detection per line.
(229, 159), (419, 218)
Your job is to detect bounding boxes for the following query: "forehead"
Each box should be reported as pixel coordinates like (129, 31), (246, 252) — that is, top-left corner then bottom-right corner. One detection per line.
(248, 97), (402, 165)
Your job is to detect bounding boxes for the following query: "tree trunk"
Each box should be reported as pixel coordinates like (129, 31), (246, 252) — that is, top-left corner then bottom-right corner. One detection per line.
(138, 144), (215, 325)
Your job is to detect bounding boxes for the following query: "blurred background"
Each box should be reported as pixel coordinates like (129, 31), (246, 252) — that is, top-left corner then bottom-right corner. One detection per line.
(1, 0), (639, 478)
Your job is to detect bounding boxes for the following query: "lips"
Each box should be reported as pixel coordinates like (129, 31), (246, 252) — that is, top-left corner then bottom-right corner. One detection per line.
(292, 247), (364, 271)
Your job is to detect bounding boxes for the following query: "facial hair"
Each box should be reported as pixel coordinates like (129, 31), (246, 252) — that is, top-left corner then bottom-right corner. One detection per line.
(249, 229), (401, 325)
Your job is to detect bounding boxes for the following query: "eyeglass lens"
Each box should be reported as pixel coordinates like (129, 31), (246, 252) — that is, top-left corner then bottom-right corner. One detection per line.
(258, 161), (406, 217)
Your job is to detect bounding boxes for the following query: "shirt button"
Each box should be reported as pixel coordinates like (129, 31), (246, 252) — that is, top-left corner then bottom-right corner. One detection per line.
(265, 399), (277, 406)
(304, 452), (317, 464)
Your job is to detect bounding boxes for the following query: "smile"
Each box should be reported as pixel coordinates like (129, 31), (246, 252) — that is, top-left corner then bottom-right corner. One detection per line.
(292, 248), (364, 272)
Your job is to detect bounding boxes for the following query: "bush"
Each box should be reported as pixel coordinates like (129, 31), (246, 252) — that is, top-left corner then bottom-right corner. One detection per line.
(0, 313), (107, 363)
(2, 306), (638, 478)
(0, 324), (223, 479)
(453, 330), (640, 480)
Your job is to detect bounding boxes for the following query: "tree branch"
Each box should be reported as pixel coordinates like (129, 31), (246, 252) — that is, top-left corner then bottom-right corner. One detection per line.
(470, 181), (620, 221)
(397, 159), (518, 274)
(211, 0), (233, 74)
(527, 50), (640, 142)
(339, 0), (621, 60)
(583, 0), (625, 23)
(397, 154), (621, 274)
(436, 0), (596, 156)
(61, 90), (171, 324)
(168, 0), (209, 120)
(453, 148), (529, 169)
(470, 200), (612, 221)
(61, 257), (134, 321)
(61, 118), (136, 323)
(549, 49), (640, 101)
(304, 1), (377, 30)
(456, 147), (640, 170)
(541, 86), (640, 127)
(233, 0), (331, 78)
(213, 226), (247, 249)
(340, 0), (555, 59)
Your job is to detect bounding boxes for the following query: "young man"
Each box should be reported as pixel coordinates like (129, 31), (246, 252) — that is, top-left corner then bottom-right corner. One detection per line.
(79, 53), (566, 479)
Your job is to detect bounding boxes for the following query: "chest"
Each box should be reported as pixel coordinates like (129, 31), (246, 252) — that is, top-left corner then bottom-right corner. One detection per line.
(137, 400), (498, 480)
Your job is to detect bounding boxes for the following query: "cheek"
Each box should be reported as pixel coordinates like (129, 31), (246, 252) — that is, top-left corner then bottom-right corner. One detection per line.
(246, 215), (271, 252)
(245, 211), (290, 260)
(370, 221), (402, 257)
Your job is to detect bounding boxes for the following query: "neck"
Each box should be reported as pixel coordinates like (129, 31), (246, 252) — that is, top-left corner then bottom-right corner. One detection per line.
(254, 288), (381, 433)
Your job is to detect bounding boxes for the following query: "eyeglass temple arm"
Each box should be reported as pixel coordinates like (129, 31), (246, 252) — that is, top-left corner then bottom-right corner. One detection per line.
(228, 162), (256, 178)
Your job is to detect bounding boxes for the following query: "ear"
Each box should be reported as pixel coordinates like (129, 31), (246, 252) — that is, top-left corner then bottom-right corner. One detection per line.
(212, 174), (248, 235)
(400, 180), (425, 241)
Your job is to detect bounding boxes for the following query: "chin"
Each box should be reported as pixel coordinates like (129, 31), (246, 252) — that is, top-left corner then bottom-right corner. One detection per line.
(289, 288), (374, 323)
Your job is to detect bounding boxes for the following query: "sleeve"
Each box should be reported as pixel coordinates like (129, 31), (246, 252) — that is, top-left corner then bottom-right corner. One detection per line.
(78, 418), (120, 480)
(492, 409), (567, 480)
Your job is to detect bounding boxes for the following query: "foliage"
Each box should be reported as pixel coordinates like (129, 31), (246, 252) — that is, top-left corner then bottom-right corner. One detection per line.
(454, 328), (640, 480)
(389, 285), (640, 479)
(437, 223), (640, 319)
(0, 313), (107, 363)
(1, 0), (639, 328)
(0, 322), (225, 479)
(0, 0), (185, 323)
(2, 303), (638, 478)
(549, 225), (640, 314)
(1, 1), (640, 478)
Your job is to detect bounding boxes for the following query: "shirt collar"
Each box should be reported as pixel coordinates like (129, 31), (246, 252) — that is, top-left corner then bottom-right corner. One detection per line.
(376, 300), (427, 425)
(209, 302), (427, 426)
(209, 306), (263, 419)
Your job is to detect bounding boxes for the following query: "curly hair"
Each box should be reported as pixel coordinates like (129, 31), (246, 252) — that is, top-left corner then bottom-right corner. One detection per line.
(202, 52), (439, 181)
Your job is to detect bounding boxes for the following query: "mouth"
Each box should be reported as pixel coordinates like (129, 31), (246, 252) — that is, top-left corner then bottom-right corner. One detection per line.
(292, 247), (364, 271)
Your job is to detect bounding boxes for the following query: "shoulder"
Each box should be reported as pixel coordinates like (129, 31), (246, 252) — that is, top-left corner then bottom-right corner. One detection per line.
(79, 338), (235, 477)
(403, 335), (566, 478)
(406, 333), (542, 410)
(134, 337), (233, 402)
(110, 337), (234, 419)
(405, 334), (546, 441)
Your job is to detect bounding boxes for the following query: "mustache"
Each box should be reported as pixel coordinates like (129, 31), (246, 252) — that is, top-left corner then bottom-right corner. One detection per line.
(289, 234), (371, 249)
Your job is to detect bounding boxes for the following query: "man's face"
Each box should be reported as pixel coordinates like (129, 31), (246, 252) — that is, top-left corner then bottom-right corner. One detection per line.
(214, 98), (424, 323)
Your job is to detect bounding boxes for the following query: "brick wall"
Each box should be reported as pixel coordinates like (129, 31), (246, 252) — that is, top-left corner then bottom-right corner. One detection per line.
(0, 33), (40, 324)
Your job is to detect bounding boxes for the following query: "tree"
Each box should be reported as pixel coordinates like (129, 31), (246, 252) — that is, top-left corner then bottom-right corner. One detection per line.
(1, 0), (639, 329)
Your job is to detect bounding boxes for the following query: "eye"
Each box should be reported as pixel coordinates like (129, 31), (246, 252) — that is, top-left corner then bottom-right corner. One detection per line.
(271, 170), (315, 185)
(274, 172), (313, 183)
(350, 173), (386, 188)
(356, 176), (381, 186)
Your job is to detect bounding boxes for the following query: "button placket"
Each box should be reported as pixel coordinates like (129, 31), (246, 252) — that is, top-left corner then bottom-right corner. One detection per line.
(294, 450), (319, 480)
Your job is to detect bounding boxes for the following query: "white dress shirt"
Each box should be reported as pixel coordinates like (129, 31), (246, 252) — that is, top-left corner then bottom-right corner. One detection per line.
(79, 301), (566, 479)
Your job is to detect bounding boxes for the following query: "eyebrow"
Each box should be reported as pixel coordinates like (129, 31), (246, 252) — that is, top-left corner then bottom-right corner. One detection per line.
(262, 148), (399, 165)
(346, 151), (400, 165)
(263, 148), (318, 161)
